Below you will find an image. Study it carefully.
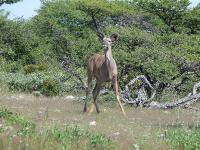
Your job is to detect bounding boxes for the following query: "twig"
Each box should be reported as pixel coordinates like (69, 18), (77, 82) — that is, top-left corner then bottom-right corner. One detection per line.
(61, 57), (87, 90)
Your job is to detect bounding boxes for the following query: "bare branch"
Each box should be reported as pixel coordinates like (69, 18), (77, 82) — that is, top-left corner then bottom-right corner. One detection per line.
(122, 75), (155, 106)
(122, 75), (200, 110)
(193, 81), (200, 95)
(180, 61), (200, 74)
(147, 81), (200, 109)
(61, 57), (87, 90)
(148, 93), (200, 109)
(0, 51), (5, 56)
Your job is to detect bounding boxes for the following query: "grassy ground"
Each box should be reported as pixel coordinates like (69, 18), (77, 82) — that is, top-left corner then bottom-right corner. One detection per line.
(0, 90), (200, 150)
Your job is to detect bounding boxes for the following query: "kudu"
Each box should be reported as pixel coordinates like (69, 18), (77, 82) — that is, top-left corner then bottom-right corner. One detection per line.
(83, 31), (126, 116)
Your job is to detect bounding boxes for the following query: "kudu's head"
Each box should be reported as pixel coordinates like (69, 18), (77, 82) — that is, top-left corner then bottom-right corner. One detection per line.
(97, 31), (119, 49)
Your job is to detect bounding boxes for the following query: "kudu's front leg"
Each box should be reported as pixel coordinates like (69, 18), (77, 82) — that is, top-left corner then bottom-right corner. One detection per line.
(113, 77), (126, 116)
(89, 82), (101, 114)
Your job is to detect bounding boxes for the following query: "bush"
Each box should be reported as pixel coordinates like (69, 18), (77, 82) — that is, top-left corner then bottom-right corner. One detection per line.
(0, 59), (21, 73)
(110, 26), (199, 94)
(0, 72), (80, 96)
(40, 79), (61, 96)
(23, 64), (47, 74)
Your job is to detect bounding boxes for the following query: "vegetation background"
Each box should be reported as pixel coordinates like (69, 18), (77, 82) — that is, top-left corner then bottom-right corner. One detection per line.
(1, 0), (200, 97)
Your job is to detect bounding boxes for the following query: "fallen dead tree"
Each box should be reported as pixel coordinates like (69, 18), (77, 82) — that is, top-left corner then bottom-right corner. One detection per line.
(147, 81), (200, 109)
(180, 61), (200, 74)
(122, 77), (200, 109)
(147, 93), (200, 109)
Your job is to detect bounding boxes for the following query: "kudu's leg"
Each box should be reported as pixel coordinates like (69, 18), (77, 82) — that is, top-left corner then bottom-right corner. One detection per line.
(89, 82), (101, 113)
(83, 77), (92, 112)
(112, 77), (126, 116)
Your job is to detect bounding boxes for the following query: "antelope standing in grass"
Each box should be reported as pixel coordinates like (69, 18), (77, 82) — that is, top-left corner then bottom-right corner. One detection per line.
(83, 31), (126, 116)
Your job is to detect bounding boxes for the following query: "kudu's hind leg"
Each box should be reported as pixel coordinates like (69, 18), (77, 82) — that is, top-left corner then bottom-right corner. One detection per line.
(83, 78), (92, 112)
(89, 82), (101, 114)
(112, 78), (126, 116)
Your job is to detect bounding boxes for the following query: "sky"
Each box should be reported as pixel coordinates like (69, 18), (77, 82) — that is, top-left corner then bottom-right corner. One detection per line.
(1, 0), (200, 19)
(1, 0), (41, 19)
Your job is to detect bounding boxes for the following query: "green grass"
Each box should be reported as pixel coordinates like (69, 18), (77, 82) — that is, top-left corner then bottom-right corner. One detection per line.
(45, 125), (116, 150)
(0, 107), (35, 136)
(166, 127), (200, 150)
(0, 107), (116, 150)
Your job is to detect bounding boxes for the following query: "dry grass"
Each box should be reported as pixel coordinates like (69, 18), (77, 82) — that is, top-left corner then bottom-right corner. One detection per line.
(0, 90), (200, 150)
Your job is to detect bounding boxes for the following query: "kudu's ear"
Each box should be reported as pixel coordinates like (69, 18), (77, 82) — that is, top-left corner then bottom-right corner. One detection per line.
(96, 31), (105, 40)
(110, 33), (119, 42)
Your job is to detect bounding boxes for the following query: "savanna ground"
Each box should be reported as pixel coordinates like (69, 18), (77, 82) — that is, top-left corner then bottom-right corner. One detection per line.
(1, 89), (200, 150)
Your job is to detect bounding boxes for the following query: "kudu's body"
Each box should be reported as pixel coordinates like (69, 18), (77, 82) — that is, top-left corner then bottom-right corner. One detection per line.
(83, 32), (126, 116)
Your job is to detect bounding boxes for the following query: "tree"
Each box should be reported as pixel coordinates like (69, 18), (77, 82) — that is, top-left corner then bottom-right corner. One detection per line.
(0, 11), (39, 65)
(184, 4), (200, 34)
(76, 0), (135, 30)
(133, 0), (190, 32)
(0, 0), (22, 6)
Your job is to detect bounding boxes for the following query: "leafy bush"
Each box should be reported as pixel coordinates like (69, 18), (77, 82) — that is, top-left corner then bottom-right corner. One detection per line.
(0, 72), (82, 96)
(40, 79), (61, 96)
(0, 57), (22, 73)
(23, 64), (47, 74)
(109, 26), (199, 93)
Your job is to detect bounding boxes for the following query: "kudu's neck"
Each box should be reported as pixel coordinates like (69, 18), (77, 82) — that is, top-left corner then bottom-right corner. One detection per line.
(104, 46), (113, 63)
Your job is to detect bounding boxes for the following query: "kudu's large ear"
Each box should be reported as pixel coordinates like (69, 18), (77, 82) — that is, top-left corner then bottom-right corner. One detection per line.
(97, 31), (105, 41)
(110, 33), (119, 42)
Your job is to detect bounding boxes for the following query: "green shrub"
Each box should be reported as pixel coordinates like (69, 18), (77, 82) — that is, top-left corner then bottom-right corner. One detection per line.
(23, 64), (47, 74)
(0, 60), (21, 73)
(40, 79), (61, 96)
(0, 71), (83, 96)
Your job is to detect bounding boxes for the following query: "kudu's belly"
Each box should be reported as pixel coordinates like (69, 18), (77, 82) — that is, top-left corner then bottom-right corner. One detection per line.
(88, 54), (117, 82)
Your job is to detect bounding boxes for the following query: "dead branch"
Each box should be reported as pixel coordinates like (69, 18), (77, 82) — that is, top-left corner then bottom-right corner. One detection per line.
(0, 51), (5, 56)
(147, 81), (200, 109)
(180, 61), (200, 74)
(148, 93), (200, 109)
(61, 56), (87, 90)
(193, 81), (200, 95)
(122, 75), (155, 106)
(121, 75), (200, 109)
